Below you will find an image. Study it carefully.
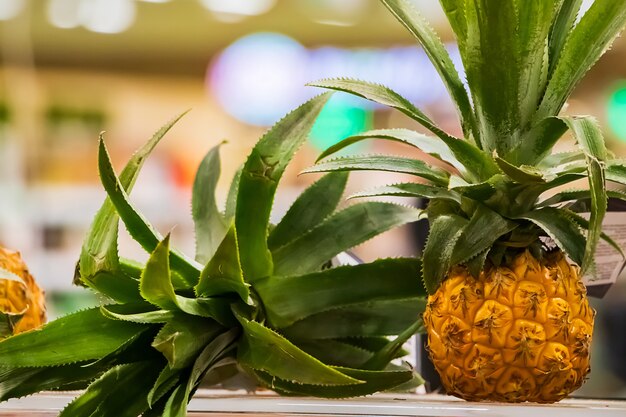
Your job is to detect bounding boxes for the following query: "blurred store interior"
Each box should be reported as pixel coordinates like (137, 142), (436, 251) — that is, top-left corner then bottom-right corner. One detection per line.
(1, 0), (626, 399)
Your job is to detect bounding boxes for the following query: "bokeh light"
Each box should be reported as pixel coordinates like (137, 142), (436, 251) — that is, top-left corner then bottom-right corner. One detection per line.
(208, 33), (309, 126)
(310, 94), (372, 151)
(608, 83), (626, 143)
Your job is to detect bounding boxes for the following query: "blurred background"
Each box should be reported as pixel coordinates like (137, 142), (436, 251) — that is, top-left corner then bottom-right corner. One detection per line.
(1, 0), (626, 399)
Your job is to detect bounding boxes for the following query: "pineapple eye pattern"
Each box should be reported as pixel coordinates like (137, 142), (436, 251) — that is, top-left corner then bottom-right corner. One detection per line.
(441, 319), (470, 356)
(425, 250), (593, 402)
(485, 269), (515, 299)
(511, 322), (545, 365)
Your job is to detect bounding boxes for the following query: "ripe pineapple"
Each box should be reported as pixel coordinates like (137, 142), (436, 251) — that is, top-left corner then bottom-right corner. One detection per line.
(0, 97), (425, 416)
(306, 0), (626, 403)
(423, 250), (594, 402)
(0, 246), (46, 336)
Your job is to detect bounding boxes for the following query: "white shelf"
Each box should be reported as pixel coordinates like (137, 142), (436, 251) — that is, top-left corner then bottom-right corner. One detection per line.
(1, 391), (625, 417)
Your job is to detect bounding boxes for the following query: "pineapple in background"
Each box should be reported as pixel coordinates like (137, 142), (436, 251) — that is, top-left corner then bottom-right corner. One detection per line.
(306, 0), (626, 403)
(0, 246), (46, 336)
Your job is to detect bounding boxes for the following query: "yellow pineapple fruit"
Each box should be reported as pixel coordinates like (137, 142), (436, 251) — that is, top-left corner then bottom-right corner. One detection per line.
(306, 0), (626, 403)
(0, 246), (46, 336)
(423, 250), (594, 402)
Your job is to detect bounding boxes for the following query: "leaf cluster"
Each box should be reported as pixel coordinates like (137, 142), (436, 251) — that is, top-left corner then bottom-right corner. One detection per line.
(0, 95), (427, 416)
(307, 0), (626, 293)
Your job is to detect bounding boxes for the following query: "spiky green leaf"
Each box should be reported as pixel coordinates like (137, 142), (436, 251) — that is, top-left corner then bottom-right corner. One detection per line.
(303, 155), (449, 186)
(162, 384), (188, 417)
(549, 0), (583, 75)
(349, 182), (461, 205)
(559, 116), (608, 275)
(308, 78), (457, 143)
(379, 0), (477, 142)
(161, 330), (238, 417)
(195, 223), (248, 302)
(59, 361), (161, 417)
(192, 142), (228, 264)
(252, 366), (417, 398)
(337, 337), (400, 354)
(0, 308), (144, 367)
(100, 303), (175, 324)
(147, 365), (180, 408)
(439, 0), (467, 40)
(362, 319), (422, 370)
(507, 117), (569, 165)
(151, 315), (223, 370)
(98, 138), (201, 287)
(272, 202), (423, 276)
(139, 234), (236, 325)
(269, 172), (348, 250)
(79, 113), (185, 290)
(316, 128), (496, 181)
(451, 205), (517, 265)
(607, 161), (626, 185)
(140, 234), (178, 311)
(315, 129), (454, 164)
(83, 269), (142, 304)
(172, 296), (236, 327)
(235, 310), (360, 386)
(0, 363), (106, 402)
(448, 175), (499, 201)
(162, 329), (239, 417)
(236, 94), (331, 283)
(540, 151), (587, 169)
(282, 298), (425, 339)
(466, 249), (489, 278)
(460, 0), (555, 153)
(519, 207), (586, 266)
(256, 258), (424, 328)
(495, 156), (546, 184)
(539, 189), (626, 208)
(224, 166), (242, 220)
(294, 340), (373, 369)
(568, 211), (625, 258)
(537, 0), (626, 121)
(422, 214), (468, 294)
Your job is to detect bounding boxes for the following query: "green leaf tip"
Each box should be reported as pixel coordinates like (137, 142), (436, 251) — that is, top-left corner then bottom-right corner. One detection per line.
(236, 93), (332, 283)
(192, 142), (228, 264)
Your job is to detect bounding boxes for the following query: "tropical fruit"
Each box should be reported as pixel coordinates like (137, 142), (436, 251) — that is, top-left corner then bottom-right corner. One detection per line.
(423, 250), (594, 402)
(306, 0), (626, 403)
(0, 246), (46, 336)
(0, 96), (426, 417)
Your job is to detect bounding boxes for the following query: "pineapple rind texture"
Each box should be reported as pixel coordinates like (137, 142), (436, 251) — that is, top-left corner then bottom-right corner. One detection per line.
(0, 247), (46, 335)
(423, 250), (594, 403)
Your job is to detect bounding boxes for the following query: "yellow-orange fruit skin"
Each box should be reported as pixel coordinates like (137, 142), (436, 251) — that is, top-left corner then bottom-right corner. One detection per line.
(0, 247), (46, 335)
(423, 250), (594, 403)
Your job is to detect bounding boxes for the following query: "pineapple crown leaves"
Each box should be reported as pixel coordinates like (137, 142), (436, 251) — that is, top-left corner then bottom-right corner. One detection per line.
(0, 96), (426, 416)
(307, 0), (626, 294)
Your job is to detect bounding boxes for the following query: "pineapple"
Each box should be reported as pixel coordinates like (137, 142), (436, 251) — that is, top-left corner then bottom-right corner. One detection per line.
(0, 96), (425, 416)
(423, 250), (594, 402)
(305, 0), (626, 403)
(0, 246), (46, 336)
